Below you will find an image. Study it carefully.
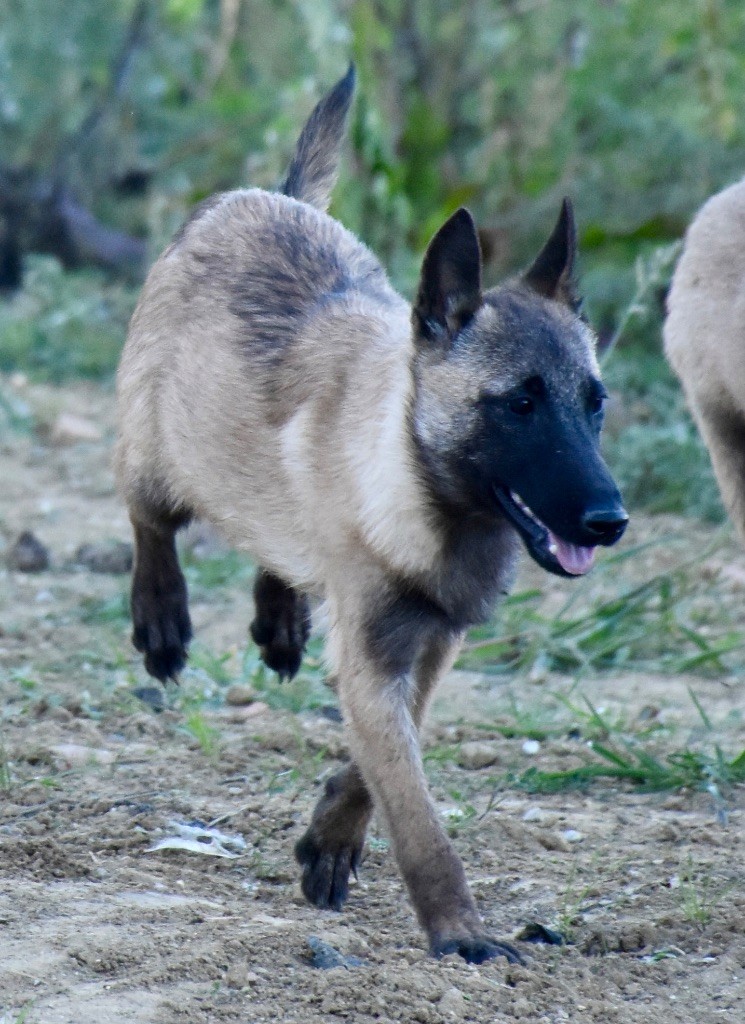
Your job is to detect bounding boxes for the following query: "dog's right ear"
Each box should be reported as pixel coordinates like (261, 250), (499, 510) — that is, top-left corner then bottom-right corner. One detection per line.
(413, 208), (482, 350)
(523, 198), (580, 311)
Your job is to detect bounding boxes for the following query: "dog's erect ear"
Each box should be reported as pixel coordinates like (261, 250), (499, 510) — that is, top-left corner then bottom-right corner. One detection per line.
(523, 198), (580, 311)
(413, 208), (482, 348)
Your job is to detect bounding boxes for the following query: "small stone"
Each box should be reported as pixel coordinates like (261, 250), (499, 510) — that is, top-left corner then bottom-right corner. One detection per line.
(318, 704), (343, 723)
(225, 684), (257, 707)
(521, 739), (541, 755)
(75, 541), (133, 574)
(50, 412), (102, 445)
(528, 662), (549, 685)
(536, 832), (570, 852)
(439, 987), (466, 1018)
(457, 741), (500, 770)
(661, 795), (686, 811)
(562, 828), (584, 843)
(522, 806), (547, 823)
(517, 922), (565, 946)
(637, 704), (659, 722)
(49, 744), (115, 767)
(306, 935), (366, 969)
(227, 701), (270, 723)
(48, 706), (74, 724)
(132, 686), (165, 713)
(7, 531), (50, 572)
(225, 964), (251, 988)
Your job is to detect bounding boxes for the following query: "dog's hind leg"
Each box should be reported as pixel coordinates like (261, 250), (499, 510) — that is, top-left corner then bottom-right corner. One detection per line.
(129, 500), (193, 682)
(693, 399), (745, 544)
(295, 761), (373, 910)
(250, 568), (311, 679)
(295, 627), (464, 917)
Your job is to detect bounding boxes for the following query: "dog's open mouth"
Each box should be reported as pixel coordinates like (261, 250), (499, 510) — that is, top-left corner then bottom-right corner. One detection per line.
(494, 487), (596, 579)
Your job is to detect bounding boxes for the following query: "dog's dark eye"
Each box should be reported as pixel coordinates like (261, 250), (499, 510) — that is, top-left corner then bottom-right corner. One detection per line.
(509, 396), (534, 416)
(589, 393), (606, 415)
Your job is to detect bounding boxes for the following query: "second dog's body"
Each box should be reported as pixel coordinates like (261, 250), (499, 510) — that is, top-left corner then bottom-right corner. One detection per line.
(117, 69), (627, 962)
(665, 177), (745, 541)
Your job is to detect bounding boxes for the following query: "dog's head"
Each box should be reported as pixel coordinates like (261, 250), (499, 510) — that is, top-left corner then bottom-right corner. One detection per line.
(410, 201), (627, 578)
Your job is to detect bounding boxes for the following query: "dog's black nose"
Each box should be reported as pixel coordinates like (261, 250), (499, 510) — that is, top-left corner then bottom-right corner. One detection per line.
(581, 507), (629, 545)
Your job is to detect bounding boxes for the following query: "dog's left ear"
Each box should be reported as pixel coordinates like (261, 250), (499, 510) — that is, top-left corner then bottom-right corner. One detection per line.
(523, 198), (580, 311)
(413, 208), (482, 349)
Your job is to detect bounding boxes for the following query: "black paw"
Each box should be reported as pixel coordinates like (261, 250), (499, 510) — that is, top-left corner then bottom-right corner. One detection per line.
(295, 830), (363, 911)
(250, 571), (310, 680)
(432, 936), (525, 966)
(132, 589), (192, 682)
(250, 617), (306, 678)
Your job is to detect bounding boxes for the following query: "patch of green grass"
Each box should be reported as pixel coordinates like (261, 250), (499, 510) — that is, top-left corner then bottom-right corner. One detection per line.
(7, 671), (38, 694)
(460, 539), (745, 678)
(78, 593), (130, 625)
(182, 549), (254, 590)
(188, 646), (235, 687)
(0, 732), (12, 791)
(238, 638), (335, 714)
(554, 858), (599, 942)
(513, 737), (745, 795)
(442, 797), (477, 836)
(675, 856), (734, 929)
(1, 1005), (35, 1024)
(182, 710), (221, 758)
(0, 256), (136, 382)
(168, 629), (333, 722)
(0, 379), (34, 433)
(451, 688), (745, 798)
(607, 418), (725, 523)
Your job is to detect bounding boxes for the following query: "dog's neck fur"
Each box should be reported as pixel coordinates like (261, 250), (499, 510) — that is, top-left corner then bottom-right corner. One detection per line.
(318, 294), (521, 628)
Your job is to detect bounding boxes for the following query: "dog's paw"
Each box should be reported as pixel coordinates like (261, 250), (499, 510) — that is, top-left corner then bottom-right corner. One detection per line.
(295, 829), (363, 912)
(431, 935), (524, 965)
(250, 581), (310, 680)
(250, 618), (306, 679)
(132, 589), (192, 682)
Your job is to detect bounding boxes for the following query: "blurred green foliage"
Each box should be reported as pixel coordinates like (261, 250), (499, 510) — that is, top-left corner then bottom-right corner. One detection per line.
(1, 0), (744, 517)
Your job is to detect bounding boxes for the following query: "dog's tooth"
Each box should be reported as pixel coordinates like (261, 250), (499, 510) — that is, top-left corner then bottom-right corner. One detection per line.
(548, 541), (558, 555)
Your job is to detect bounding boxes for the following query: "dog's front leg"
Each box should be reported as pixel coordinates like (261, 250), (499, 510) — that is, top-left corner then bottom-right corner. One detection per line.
(295, 630), (460, 912)
(331, 576), (522, 965)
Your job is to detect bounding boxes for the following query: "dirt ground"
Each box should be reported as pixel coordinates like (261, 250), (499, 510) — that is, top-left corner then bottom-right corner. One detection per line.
(1, 380), (743, 1024)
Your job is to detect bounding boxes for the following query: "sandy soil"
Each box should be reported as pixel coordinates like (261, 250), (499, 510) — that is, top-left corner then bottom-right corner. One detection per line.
(0, 380), (743, 1024)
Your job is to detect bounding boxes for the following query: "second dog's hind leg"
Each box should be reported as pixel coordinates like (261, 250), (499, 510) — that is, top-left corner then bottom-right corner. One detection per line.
(694, 398), (745, 545)
(250, 568), (311, 679)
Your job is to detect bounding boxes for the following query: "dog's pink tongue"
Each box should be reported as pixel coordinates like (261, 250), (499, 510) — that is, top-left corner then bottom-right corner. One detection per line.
(550, 533), (596, 576)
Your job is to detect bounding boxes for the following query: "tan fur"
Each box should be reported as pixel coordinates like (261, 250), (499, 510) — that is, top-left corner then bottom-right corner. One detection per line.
(665, 178), (745, 540)
(117, 188), (438, 586)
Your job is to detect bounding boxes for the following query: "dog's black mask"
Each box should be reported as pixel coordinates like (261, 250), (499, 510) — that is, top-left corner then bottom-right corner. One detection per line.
(468, 372), (627, 578)
(412, 202), (627, 579)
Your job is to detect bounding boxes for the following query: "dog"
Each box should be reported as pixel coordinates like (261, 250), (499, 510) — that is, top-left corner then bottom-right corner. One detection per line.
(665, 177), (745, 542)
(115, 66), (628, 963)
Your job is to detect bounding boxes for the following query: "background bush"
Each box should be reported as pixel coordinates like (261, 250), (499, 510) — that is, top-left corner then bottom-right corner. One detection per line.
(2, 0), (744, 518)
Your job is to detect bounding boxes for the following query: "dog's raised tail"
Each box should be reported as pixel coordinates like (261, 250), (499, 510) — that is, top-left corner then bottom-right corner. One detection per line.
(280, 64), (355, 212)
